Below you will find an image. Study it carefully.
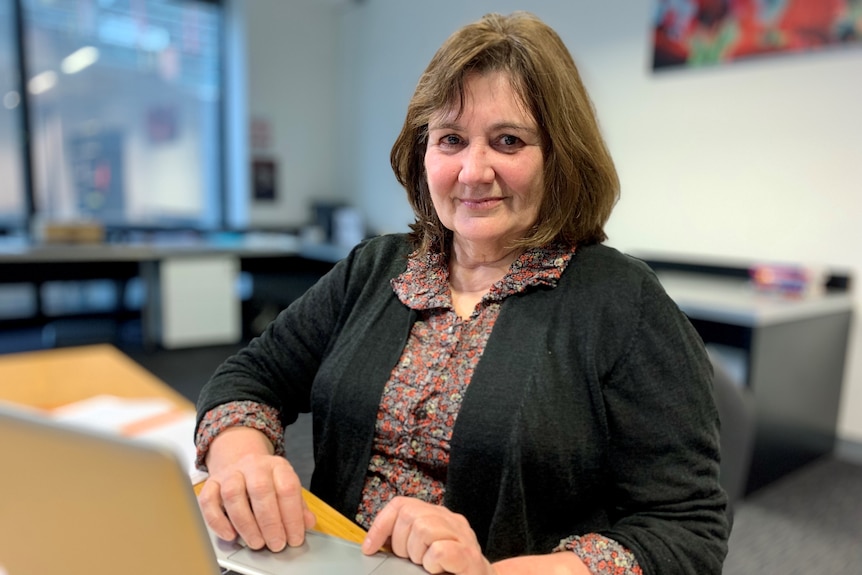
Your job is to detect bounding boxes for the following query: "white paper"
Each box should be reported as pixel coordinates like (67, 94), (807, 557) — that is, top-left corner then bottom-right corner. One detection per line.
(53, 395), (174, 432)
(51, 395), (207, 484)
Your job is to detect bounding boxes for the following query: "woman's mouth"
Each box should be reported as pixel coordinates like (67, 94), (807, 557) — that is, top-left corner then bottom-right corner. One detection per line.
(459, 197), (503, 210)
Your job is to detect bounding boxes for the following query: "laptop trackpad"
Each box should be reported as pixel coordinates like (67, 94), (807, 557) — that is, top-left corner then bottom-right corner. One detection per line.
(219, 531), (391, 575)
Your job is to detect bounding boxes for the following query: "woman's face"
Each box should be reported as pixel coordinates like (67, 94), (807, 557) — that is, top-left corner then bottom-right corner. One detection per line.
(424, 71), (544, 253)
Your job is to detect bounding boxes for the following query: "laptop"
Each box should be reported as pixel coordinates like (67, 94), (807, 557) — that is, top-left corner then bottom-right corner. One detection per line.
(0, 404), (427, 575)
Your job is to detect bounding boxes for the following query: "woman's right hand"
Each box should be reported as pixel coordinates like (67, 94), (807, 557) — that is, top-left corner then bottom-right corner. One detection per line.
(197, 426), (316, 551)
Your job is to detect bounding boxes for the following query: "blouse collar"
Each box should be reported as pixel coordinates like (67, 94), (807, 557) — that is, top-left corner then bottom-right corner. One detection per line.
(391, 243), (577, 312)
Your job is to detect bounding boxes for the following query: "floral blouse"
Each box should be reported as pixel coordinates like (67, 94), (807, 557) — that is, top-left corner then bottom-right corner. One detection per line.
(196, 244), (642, 575)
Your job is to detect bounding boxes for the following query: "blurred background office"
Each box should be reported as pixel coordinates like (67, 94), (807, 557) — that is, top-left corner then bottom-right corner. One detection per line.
(254, 0), (862, 462)
(1, 1), (861, 570)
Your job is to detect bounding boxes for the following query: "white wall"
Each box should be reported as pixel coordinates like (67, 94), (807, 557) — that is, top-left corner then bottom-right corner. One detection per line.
(245, 1), (862, 442)
(242, 0), (345, 229)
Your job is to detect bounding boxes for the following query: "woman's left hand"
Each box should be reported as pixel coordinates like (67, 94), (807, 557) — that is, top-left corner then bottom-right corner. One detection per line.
(361, 496), (496, 575)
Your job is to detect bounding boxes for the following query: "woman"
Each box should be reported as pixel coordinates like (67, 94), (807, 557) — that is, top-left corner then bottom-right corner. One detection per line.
(196, 11), (729, 575)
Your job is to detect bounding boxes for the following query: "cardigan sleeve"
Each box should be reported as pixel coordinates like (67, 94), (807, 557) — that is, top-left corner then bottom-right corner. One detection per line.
(194, 239), (360, 431)
(596, 272), (729, 575)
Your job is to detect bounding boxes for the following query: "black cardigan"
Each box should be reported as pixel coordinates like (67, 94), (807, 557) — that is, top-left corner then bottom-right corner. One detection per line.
(197, 234), (729, 574)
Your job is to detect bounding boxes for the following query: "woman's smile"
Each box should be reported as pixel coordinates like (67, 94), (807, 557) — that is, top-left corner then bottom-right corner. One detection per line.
(458, 196), (505, 210)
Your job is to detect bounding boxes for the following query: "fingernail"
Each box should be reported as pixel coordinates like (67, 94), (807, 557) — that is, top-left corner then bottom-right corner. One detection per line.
(361, 537), (373, 554)
(246, 537), (264, 550)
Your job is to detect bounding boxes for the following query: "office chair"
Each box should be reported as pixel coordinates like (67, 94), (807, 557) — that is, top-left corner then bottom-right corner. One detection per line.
(710, 352), (756, 510)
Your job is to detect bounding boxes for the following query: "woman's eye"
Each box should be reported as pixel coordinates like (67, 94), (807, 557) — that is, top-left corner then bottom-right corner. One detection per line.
(441, 134), (462, 146)
(498, 134), (521, 147)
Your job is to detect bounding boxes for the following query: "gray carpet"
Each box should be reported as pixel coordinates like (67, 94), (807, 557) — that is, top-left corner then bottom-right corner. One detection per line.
(283, 413), (314, 489)
(723, 456), (862, 574)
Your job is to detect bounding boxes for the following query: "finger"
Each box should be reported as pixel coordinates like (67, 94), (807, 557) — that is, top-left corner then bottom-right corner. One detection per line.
(423, 539), (488, 575)
(197, 479), (236, 541)
(404, 515), (436, 565)
(219, 471), (265, 549)
(271, 462), (308, 547)
(245, 472), (288, 551)
(303, 506), (317, 530)
(362, 496), (409, 555)
(403, 512), (467, 566)
(389, 504), (419, 560)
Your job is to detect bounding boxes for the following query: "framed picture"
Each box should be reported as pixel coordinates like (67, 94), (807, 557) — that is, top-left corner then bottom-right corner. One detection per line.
(652, 0), (862, 71)
(252, 159), (277, 201)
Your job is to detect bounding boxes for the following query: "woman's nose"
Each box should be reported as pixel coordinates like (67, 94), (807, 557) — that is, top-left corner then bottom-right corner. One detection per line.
(458, 144), (494, 186)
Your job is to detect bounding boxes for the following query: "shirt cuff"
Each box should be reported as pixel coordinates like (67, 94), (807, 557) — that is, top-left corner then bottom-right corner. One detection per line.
(554, 533), (643, 575)
(194, 400), (285, 471)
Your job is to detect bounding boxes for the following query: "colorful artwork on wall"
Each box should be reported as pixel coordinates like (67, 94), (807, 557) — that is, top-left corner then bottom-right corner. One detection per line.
(652, 0), (862, 70)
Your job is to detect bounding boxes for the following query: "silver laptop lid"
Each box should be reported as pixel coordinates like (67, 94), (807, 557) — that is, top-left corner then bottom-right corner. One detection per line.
(0, 404), (430, 575)
(0, 404), (222, 575)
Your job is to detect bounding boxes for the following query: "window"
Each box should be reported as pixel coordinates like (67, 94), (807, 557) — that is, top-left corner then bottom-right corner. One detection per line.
(0, 0), (27, 231)
(21, 0), (223, 230)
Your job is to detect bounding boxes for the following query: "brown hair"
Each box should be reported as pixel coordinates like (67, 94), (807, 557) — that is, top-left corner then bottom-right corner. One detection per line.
(390, 11), (620, 257)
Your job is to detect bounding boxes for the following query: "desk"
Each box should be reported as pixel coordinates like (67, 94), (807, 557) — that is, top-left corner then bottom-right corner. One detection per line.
(0, 343), (367, 545)
(0, 240), (344, 349)
(654, 269), (854, 495)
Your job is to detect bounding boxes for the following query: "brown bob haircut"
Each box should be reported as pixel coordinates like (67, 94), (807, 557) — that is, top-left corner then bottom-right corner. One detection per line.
(391, 11), (620, 257)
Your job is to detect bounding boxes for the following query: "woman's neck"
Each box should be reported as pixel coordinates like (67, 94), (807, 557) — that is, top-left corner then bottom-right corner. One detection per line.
(447, 241), (523, 317)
